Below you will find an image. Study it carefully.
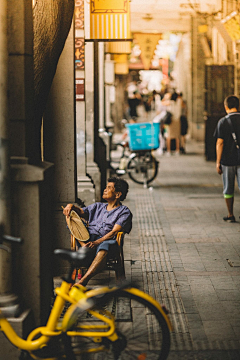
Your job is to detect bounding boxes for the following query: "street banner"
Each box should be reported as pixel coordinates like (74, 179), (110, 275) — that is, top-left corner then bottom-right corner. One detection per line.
(134, 33), (161, 70)
(89, 0), (131, 41)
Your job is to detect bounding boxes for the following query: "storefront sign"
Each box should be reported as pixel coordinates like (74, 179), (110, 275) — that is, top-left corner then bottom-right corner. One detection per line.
(89, 0), (131, 41)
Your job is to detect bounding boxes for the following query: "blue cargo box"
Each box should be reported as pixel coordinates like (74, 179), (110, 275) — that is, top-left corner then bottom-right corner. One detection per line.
(126, 122), (160, 151)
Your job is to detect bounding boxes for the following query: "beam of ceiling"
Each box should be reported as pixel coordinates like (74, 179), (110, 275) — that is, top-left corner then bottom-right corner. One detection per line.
(130, 0), (221, 33)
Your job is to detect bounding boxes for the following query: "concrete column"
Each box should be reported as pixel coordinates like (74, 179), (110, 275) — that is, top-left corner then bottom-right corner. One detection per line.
(75, 9), (95, 206)
(0, 0), (11, 297)
(8, 0), (34, 158)
(1, 2), (54, 357)
(43, 24), (76, 275)
(84, 0), (101, 201)
(6, 0), (54, 327)
(98, 42), (105, 130)
(98, 42), (111, 179)
(85, 41), (102, 201)
(191, 16), (206, 141)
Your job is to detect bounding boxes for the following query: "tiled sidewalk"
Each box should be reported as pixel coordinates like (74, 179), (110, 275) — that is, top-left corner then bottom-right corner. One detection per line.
(90, 138), (240, 359)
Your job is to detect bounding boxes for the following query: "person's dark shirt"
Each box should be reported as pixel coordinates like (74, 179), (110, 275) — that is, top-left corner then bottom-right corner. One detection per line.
(214, 112), (240, 166)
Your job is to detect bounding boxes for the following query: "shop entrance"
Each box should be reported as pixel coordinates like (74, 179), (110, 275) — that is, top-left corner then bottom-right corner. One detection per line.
(205, 65), (235, 161)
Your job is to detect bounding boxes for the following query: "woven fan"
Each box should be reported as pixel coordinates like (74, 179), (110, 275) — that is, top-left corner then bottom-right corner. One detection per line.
(66, 210), (90, 242)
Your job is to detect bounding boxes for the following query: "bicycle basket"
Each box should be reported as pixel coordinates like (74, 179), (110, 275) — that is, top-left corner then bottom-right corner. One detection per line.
(126, 122), (160, 151)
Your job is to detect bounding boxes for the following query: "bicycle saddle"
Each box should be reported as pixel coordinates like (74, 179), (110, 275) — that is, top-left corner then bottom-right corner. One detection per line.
(54, 247), (95, 267)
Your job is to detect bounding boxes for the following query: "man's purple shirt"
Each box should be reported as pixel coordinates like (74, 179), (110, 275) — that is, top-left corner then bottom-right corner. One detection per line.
(82, 202), (132, 238)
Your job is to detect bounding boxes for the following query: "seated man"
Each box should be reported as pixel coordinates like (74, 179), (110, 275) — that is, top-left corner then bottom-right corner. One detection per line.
(63, 177), (132, 286)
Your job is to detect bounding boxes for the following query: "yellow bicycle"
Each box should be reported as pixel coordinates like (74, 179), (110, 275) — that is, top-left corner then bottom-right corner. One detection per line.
(0, 237), (172, 360)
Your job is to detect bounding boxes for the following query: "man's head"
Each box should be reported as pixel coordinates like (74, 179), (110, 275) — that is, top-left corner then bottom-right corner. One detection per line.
(105, 177), (129, 202)
(224, 95), (239, 112)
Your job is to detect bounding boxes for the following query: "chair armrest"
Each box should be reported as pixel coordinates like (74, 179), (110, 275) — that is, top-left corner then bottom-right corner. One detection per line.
(71, 235), (76, 251)
(116, 232), (124, 247)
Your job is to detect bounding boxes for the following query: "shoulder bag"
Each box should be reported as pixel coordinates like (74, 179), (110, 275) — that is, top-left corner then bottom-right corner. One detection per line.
(162, 111), (172, 125)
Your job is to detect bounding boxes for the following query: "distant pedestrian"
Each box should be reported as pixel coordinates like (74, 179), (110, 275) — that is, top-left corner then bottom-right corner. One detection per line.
(127, 81), (141, 119)
(164, 92), (182, 156)
(214, 95), (240, 222)
(179, 93), (188, 154)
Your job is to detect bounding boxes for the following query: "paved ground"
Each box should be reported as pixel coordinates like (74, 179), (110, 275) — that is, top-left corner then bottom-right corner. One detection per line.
(89, 137), (240, 359)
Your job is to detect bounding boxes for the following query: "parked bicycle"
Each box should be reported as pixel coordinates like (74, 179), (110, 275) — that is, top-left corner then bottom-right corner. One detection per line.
(0, 233), (172, 360)
(109, 122), (160, 187)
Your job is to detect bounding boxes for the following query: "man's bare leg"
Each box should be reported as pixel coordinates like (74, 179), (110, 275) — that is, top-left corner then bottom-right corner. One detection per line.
(225, 197), (234, 217)
(78, 250), (108, 286)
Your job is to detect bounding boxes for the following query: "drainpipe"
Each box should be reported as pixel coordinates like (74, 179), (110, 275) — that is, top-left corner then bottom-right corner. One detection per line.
(0, 0), (19, 312)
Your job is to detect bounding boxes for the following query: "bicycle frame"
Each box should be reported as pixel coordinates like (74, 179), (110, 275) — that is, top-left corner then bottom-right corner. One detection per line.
(0, 281), (172, 356)
(0, 281), (119, 354)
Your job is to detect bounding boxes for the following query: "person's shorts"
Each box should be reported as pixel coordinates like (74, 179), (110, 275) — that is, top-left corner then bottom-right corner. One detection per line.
(77, 234), (117, 255)
(222, 165), (240, 195)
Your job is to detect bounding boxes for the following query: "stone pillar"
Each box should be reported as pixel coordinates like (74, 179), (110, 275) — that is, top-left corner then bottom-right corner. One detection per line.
(1, 1), (54, 358)
(85, 41), (102, 201)
(11, 159), (54, 324)
(84, 0), (101, 202)
(75, 4), (95, 206)
(6, 0), (54, 327)
(8, 0), (34, 158)
(191, 16), (206, 141)
(0, 0), (11, 298)
(43, 24), (76, 275)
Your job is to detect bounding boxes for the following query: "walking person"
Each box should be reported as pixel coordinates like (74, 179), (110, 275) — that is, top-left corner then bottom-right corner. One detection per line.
(214, 95), (240, 222)
(165, 92), (182, 155)
(179, 93), (188, 154)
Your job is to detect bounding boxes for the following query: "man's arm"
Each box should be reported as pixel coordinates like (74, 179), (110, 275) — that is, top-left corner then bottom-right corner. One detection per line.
(216, 138), (224, 175)
(85, 224), (123, 249)
(63, 204), (88, 219)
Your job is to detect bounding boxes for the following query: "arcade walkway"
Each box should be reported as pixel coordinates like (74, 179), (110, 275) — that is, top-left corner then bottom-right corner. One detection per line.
(90, 138), (240, 359)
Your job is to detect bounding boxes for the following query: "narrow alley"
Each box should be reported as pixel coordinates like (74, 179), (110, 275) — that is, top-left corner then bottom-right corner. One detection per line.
(1, 0), (240, 359)
(89, 139), (240, 359)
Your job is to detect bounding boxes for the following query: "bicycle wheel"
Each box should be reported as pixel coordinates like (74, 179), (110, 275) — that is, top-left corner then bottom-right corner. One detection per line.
(68, 289), (171, 360)
(127, 153), (158, 185)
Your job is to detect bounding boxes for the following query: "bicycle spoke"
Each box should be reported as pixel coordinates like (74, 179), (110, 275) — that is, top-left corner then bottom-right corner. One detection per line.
(127, 154), (158, 185)
(69, 290), (170, 360)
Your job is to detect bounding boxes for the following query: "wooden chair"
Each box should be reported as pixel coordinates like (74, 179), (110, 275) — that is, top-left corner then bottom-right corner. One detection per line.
(70, 232), (126, 281)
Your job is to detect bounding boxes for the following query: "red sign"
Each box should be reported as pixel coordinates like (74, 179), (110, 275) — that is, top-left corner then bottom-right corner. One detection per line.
(76, 79), (85, 101)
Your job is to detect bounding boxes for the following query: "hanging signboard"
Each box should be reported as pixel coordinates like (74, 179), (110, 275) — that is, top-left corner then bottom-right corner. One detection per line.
(134, 33), (161, 70)
(89, 0), (131, 41)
